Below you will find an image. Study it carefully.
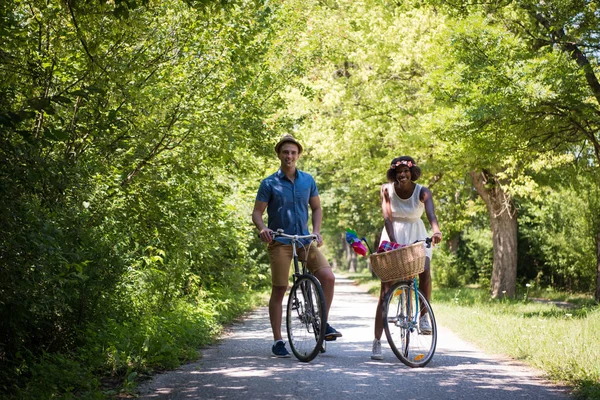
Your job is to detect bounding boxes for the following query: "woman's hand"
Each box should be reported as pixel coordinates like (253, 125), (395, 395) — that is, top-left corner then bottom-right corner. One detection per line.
(432, 231), (442, 245)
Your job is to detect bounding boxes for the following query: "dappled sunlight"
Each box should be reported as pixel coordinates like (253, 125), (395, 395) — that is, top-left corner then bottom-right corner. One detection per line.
(143, 335), (570, 399)
(140, 276), (571, 399)
(194, 366), (278, 378)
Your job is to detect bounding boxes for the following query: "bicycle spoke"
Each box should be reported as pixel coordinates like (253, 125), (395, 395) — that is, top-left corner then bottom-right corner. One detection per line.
(286, 276), (326, 362)
(383, 282), (437, 367)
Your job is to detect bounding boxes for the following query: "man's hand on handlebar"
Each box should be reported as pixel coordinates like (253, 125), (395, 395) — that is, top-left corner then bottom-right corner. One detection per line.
(312, 232), (323, 247)
(258, 228), (274, 243)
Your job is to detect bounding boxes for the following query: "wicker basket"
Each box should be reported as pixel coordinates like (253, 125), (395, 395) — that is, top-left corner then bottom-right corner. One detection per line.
(369, 242), (426, 282)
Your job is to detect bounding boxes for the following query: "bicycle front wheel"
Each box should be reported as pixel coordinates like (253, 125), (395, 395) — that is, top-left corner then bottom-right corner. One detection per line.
(286, 275), (326, 362)
(382, 282), (437, 367)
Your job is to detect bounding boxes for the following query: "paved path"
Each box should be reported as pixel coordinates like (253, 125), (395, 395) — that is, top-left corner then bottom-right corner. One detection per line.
(138, 275), (571, 399)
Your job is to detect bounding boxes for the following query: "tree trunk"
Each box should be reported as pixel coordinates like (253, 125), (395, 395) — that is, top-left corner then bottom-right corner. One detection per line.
(331, 232), (345, 271)
(447, 233), (460, 254)
(348, 252), (357, 273)
(331, 256), (338, 270)
(470, 170), (518, 298)
(596, 222), (600, 303)
(343, 238), (357, 272)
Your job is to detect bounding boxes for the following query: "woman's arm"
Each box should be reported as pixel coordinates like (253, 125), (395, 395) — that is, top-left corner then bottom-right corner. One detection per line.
(420, 186), (442, 245)
(381, 184), (396, 243)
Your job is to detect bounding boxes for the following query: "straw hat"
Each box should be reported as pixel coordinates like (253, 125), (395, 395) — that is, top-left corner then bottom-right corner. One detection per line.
(274, 134), (303, 154)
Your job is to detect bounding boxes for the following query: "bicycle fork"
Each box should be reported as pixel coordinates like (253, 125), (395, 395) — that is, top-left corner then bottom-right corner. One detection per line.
(390, 279), (420, 332)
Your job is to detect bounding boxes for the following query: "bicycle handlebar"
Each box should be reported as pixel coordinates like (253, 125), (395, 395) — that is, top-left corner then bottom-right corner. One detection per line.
(270, 229), (318, 241)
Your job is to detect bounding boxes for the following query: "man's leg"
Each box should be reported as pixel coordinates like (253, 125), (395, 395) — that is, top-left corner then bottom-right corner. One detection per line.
(267, 242), (292, 344)
(307, 247), (341, 340)
(269, 285), (287, 341)
(305, 246), (336, 315)
(313, 268), (335, 316)
(313, 268), (342, 340)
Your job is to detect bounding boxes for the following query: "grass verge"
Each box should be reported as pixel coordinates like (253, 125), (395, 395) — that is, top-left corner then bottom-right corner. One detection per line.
(7, 289), (269, 399)
(341, 270), (600, 400)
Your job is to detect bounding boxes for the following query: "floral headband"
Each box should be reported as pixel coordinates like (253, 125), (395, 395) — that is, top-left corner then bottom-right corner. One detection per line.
(390, 160), (415, 169)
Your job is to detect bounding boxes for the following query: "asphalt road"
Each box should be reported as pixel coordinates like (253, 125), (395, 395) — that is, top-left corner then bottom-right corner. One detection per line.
(137, 275), (571, 400)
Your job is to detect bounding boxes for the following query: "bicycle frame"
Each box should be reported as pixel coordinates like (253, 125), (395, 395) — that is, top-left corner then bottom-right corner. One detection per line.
(290, 237), (306, 280)
(271, 229), (326, 361)
(270, 229), (317, 276)
(286, 235), (318, 327)
(410, 276), (420, 327)
(389, 238), (431, 326)
(393, 277), (420, 331)
(381, 237), (436, 367)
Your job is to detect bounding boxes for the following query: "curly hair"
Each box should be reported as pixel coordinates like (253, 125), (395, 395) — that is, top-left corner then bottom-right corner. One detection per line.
(386, 156), (421, 182)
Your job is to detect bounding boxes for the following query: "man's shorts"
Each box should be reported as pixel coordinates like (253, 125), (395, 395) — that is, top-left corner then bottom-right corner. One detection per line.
(267, 241), (331, 287)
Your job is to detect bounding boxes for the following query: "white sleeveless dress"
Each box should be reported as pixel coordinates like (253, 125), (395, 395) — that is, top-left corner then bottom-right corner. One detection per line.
(379, 182), (432, 259)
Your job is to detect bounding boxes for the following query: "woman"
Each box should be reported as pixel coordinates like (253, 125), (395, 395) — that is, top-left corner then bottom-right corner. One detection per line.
(371, 156), (442, 360)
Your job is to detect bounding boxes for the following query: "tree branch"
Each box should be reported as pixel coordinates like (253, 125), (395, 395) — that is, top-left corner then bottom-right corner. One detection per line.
(530, 12), (600, 106)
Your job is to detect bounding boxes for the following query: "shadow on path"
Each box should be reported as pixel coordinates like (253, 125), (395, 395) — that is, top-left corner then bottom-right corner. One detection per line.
(138, 275), (572, 400)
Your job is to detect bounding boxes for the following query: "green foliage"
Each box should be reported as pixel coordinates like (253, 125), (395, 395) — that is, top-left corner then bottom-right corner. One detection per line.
(282, 0), (598, 301)
(11, 289), (264, 398)
(432, 220), (493, 288)
(517, 165), (600, 292)
(431, 249), (461, 288)
(0, 0), (307, 396)
(435, 287), (600, 399)
(284, 1), (447, 262)
(2, 0), (600, 395)
(23, 353), (102, 400)
(458, 225), (494, 287)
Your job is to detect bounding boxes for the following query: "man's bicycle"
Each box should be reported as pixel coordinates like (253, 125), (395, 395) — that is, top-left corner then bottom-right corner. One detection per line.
(271, 229), (327, 362)
(371, 238), (437, 367)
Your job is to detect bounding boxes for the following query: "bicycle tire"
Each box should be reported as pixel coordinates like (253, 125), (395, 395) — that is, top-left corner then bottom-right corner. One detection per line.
(286, 275), (327, 362)
(383, 282), (437, 367)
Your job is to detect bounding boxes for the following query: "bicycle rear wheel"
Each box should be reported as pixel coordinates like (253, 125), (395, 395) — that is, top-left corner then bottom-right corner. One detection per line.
(383, 282), (437, 367)
(286, 275), (326, 362)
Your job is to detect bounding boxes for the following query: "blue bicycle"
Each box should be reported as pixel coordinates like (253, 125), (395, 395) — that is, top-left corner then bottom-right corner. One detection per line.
(374, 238), (437, 367)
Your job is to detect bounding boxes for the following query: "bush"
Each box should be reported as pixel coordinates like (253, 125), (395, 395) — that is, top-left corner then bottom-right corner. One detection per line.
(432, 248), (462, 288)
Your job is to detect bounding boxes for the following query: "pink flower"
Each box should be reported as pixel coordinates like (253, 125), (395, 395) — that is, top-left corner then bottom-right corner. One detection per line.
(391, 160), (415, 169)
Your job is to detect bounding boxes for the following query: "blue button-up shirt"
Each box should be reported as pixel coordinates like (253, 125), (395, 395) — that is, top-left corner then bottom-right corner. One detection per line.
(256, 169), (318, 245)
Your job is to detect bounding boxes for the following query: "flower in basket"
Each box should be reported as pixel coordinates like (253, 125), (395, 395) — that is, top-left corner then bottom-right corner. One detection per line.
(377, 240), (406, 253)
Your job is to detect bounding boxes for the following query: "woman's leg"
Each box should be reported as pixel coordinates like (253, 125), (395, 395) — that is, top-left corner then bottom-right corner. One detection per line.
(418, 257), (432, 321)
(374, 281), (391, 340)
(418, 257), (432, 301)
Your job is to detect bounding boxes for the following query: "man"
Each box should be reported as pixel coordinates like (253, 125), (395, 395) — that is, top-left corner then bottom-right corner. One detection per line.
(252, 134), (342, 358)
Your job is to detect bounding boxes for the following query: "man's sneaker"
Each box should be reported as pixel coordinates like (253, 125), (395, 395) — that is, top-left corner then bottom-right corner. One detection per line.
(324, 323), (342, 341)
(419, 315), (432, 335)
(272, 341), (291, 358)
(371, 339), (383, 360)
